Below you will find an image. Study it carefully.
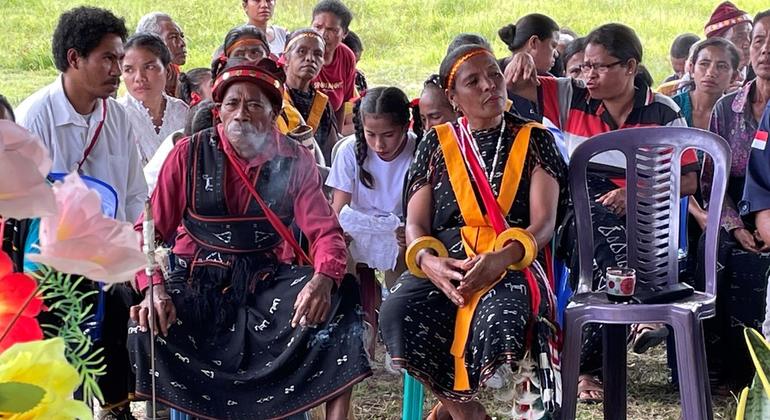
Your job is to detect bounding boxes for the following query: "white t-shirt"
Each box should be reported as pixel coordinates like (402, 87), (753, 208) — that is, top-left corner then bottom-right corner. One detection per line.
(326, 132), (416, 218)
(268, 25), (288, 56)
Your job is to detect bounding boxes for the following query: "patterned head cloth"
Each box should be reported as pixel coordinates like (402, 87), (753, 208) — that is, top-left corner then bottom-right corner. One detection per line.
(705, 1), (751, 38)
(211, 58), (286, 112)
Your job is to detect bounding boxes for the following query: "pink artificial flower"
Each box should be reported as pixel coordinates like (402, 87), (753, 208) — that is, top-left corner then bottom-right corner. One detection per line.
(28, 173), (146, 285)
(0, 121), (56, 219)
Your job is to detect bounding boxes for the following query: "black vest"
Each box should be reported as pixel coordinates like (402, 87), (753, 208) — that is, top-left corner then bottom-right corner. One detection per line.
(182, 128), (295, 253)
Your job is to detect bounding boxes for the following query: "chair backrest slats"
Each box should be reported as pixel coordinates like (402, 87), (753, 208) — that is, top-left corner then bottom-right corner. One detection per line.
(568, 127), (731, 297)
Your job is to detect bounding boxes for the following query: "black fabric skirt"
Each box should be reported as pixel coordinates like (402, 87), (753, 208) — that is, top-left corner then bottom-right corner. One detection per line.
(560, 173), (629, 373)
(127, 259), (371, 420)
(379, 263), (552, 402)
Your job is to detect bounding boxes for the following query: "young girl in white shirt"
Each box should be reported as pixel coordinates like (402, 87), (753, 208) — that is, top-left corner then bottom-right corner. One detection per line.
(326, 86), (415, 350)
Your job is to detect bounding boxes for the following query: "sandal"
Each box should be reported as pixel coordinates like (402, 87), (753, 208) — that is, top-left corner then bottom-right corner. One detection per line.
(578, 374), (604, 404)
(631, 323), (669, 354)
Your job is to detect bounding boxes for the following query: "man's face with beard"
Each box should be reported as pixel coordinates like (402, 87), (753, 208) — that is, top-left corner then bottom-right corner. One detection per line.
(218, 82), (276, 157)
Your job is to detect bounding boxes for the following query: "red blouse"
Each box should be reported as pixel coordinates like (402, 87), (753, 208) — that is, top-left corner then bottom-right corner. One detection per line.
(134, 124), (347, 290)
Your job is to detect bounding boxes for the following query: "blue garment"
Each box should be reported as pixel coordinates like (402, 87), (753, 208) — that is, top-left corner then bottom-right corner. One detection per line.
(672, 91), (693, 127)
(22, 218), (40, 273)
(740, 101), (770, 215)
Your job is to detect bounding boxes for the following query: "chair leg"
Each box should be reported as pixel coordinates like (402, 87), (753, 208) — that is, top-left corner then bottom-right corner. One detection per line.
(402, 373), (424, 420)
(603, 324), (627, 420)
(560, 311), (585, 420)
(671, 317), (713, 420)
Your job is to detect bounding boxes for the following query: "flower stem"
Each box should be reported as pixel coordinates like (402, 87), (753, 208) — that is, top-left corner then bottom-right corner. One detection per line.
(0, 269), (54, 346)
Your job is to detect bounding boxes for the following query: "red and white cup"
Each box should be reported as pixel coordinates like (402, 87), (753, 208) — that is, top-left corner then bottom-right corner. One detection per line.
(606, 267), (636, 302)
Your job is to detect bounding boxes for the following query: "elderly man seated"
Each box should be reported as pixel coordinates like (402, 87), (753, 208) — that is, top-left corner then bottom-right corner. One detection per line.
(127, 59), (371, 420)
(136, 12), (188, 97)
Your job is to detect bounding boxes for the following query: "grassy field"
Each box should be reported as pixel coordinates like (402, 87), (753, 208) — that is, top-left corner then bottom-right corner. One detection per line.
(2, 0), (770, 105)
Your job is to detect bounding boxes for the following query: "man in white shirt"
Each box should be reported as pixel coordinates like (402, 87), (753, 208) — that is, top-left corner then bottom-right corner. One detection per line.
(15, 7), (147, 420)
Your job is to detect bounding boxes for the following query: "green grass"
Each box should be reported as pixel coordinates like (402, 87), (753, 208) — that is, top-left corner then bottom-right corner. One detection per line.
(2, 0), (770, 105)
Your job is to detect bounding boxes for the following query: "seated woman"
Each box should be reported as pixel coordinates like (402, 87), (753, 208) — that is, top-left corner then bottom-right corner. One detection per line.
(498, 13), (560, 121)
(127, 59), (371, 420)
(507, 23), (700, 402)
(176, 67), (212, 107)
(119, 33), (189, 165)
(411, 74), (459, 144)
(282, 29), (339, 163)
(380, 44), (567, 419)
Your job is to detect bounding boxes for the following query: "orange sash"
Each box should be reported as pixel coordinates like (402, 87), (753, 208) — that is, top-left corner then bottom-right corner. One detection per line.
(282, 90), (329, 135)
(434, 120), (543, 391)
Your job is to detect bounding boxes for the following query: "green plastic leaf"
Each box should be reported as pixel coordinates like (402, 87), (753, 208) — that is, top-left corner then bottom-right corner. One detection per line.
(742, 374), (770, 420)
(745, 328), (770, 400)
(0, 382), (45, 413)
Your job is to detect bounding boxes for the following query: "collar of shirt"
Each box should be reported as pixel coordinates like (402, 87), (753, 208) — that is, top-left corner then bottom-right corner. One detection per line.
(216, 122), (281, 170)
(586, 85), (654, 130)
(51, 74), (107, 128)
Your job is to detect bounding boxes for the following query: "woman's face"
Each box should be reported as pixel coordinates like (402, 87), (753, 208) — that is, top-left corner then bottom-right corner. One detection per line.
(448, 53), (507, 123)
(582, 43), (635, 100)
(228, 38), (269, 63)
(285, 36), (325, 82)
(362, 113), (407, 161)
(311, 12), (346, 54)
(244, 0), (276, 25)
(122, 46), (168, 103)
(198, 74), (213, 102)
(419, 86), (456, 129)
(566, 51), (585, 80)
(692, 45), (735, 95)
(531, 32), (560, 73)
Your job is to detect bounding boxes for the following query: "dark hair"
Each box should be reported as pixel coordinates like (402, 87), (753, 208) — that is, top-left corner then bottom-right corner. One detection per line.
(563, 37), (586, 64)
(312, 0), (353, 32)
(177, 68), (210, 105)
(342, 31), (363, 56)
(184, 100), (216, 136)
(446, 33), (493, 55)
(353, 86), (410, 189)
(439, 44), (492, 89)
(688, 37), (741, 70)
(125, 32), (171, 67)
(670, 33), (700, 59)
(211, 25), (269, 79)
(585, 23), (643, 65)
(498, 13), (559, 53)
(410, 74), (442, 144)
(754, 10), (770, 25)
(0, 95), (15, 122)
(52, 6), (128, 72)
(635, 64), (654, 88)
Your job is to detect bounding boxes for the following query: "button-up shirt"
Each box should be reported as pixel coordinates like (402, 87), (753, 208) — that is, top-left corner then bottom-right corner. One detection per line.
(15, 75), (148, 222)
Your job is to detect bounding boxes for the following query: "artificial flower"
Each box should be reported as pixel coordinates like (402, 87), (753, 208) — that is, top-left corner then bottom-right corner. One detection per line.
(0, 121), (56, 219)
(0, 252), (43, 353)
(28, 172), (145, 284)
(0, 338), (91, 419)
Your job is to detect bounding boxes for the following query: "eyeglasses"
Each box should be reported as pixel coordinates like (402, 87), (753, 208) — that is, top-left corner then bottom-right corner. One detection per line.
(579, 60), (626, 74)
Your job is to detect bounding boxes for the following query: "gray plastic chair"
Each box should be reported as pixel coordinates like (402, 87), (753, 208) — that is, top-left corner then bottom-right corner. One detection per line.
(561, 127), (731, 420)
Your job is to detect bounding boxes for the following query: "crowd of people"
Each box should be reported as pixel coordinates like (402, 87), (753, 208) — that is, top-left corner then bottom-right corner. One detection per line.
(2, 0), (770, 419)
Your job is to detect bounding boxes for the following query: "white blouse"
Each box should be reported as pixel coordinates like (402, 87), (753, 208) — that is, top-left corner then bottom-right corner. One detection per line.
(118, 93), (188, 165)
